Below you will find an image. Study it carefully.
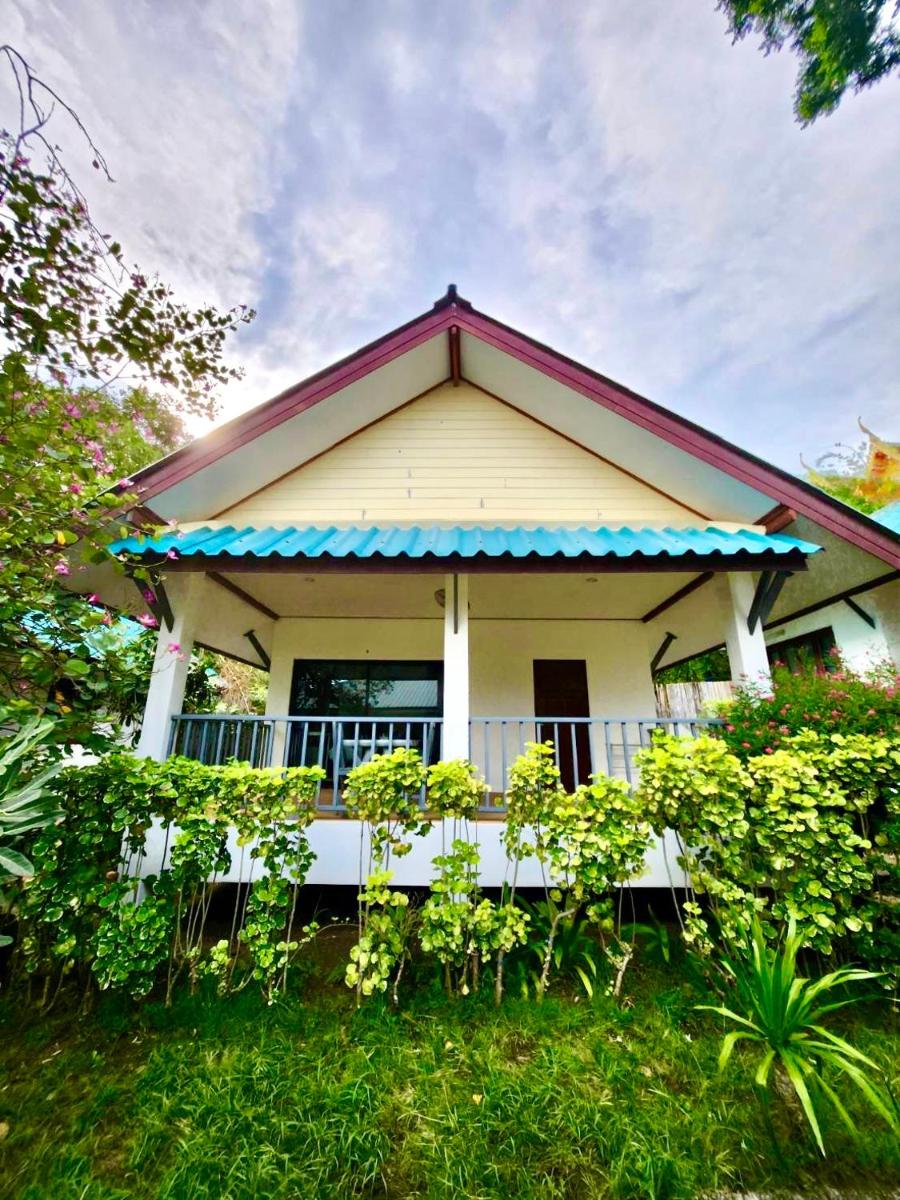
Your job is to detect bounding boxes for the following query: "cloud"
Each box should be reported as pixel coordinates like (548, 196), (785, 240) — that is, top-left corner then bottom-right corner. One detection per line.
(4, 0), (899, 467)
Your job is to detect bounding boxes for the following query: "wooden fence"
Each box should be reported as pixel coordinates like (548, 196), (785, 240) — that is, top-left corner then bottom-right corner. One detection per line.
(654, 680), (734, 719)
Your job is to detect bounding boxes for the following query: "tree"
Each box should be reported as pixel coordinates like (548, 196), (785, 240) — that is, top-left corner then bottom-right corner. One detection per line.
(803, 426), (900, 514)
(656, 646), (731, 685)
(0, 46), (253, 745)
(717, 1), (900, 122)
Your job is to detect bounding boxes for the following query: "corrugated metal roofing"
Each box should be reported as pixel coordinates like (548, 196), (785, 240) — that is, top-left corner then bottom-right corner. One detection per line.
(874, 500), (900, 534)
(111, 524), (822, 561)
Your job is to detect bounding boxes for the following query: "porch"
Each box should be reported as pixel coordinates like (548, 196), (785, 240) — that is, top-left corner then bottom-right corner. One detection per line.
(103, 526), (816, 888)
(123, 548), (791, 820)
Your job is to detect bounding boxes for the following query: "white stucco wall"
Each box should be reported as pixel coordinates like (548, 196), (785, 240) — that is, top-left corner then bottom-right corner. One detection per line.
(764, 593), (893, 673)
(265, 614), (656, 721)
(469, 618), (656, 716)
(137, 817), (688, 890)
(871, 578), (900, 669)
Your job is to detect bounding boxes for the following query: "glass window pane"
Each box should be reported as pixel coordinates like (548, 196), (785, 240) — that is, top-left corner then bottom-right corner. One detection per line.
(290, 660), (442, 717)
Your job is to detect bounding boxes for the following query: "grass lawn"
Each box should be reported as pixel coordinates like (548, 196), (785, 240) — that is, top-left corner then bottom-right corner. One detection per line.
(0, 935), (897, 1200)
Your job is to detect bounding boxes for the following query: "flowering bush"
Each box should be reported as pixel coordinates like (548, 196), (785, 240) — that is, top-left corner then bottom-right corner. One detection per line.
(718, 660), (900, 758)
(0, 77), (251, 747)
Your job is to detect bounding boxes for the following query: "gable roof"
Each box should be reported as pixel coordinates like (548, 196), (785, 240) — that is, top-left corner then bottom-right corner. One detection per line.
(130, 286), (900, 569)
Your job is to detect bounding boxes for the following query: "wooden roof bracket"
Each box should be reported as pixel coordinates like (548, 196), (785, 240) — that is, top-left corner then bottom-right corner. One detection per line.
(126, 568), (174, 632)
(748, 569), (792, 633)
(650, 631), (678, 674)
(243, 629), (271, 671)
(844, 596), (877, 629)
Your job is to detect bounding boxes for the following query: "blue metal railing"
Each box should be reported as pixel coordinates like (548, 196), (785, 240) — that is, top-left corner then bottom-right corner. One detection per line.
(167, 713), (723, 812)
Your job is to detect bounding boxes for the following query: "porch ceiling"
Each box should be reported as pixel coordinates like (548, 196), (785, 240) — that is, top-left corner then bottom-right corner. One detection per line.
(216, 570), (703, 622)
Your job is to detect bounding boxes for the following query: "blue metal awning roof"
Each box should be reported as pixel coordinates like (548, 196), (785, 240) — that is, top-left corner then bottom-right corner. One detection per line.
(111, 524), (822, 562)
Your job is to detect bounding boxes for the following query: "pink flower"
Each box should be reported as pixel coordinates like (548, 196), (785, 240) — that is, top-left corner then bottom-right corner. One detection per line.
(764, 746), (774, 754)
(166, 548), (179, 560)
(142, 588), (156, 604)
(118, 477), (134, 490)
(87, 593), (101, 604)
(64, 403), (82, 419)
(741, 741), (751, 749)
(54, 561), (70, 576)
(725, 724), (735, 733)
(779, 725), (790, 734)
(137, 612), (158, 628)
(69, 482), (83, 494)
(167, 642), (181, 654)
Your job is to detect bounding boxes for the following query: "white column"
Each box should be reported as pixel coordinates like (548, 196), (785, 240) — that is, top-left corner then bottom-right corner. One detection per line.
(265, 620), (290, 766)
(442, 572), (470, 759)
(718, 572), (772, 687)
(136, 574), (205, 760)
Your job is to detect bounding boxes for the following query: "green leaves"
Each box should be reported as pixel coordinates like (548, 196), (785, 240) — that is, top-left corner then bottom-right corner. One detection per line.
(717, 0), (900, 123)
(699, 914), (898, 1155)
(343, 748), (430, 860)
(719, 660), (900, 758)
(635, 731), (900, 959)
(0, 845), (33, 876)
(14, 753), (325, 1000)
(0, 717), (62, 898)
(426, 758), (487, 819)
(0, 106), (251, 747)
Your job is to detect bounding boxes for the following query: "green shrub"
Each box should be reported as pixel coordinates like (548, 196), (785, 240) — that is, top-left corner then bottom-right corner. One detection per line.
(636, 731), (900, 971)
(342, 748), (431, 1002)
(17, 754), (324, 1001)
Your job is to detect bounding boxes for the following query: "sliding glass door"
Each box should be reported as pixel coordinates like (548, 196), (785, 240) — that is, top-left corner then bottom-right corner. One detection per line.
(287, 660), (443, 773)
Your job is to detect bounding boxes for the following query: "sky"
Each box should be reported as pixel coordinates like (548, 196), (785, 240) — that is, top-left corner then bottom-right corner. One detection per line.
(4, 1), (900, 474)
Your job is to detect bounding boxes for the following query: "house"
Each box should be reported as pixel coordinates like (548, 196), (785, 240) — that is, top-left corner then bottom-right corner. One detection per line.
(79, 287), (900, 887)
(761, 499), (900, 673)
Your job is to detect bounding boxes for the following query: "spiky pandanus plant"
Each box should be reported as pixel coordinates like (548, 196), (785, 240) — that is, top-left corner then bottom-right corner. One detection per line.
(0, 718), (62, 945)
(699, 915), (899, 1155)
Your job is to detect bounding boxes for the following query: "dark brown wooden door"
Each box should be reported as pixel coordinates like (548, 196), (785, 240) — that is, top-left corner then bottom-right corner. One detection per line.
(533, 660), (592, 792)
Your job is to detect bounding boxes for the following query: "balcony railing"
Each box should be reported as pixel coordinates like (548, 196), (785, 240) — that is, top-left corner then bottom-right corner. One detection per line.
(167, 713), (723, 813)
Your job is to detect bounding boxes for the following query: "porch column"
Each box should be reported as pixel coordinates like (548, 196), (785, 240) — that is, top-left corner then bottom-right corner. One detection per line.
(136, 574), (205, 761)
(718, 572), (772, 687)
(442, 573), (470, 759)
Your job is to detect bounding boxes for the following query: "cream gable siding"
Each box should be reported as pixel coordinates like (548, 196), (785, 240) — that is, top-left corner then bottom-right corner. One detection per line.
(220, 382), (700, 525)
